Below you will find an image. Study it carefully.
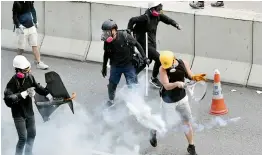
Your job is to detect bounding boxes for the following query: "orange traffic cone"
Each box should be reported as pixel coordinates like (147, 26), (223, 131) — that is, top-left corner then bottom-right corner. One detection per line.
(210, 69), (228, 115)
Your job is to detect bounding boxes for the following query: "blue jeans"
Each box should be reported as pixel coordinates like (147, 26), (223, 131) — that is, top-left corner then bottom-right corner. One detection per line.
(108, 65), (138, 100)
(109, 65), (138, 85)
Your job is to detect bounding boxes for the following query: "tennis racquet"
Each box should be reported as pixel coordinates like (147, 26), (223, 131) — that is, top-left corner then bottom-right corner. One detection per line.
(184, 80), (207, 102)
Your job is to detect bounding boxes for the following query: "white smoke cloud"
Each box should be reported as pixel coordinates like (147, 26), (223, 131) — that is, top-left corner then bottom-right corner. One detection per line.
(1, 73), (241, 155)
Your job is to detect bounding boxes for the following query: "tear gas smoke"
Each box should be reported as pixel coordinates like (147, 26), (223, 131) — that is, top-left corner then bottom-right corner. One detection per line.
(1, 73), (241, 155)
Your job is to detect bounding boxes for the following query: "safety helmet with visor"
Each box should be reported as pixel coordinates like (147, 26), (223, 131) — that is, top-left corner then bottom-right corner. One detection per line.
(148, 2), (163, 17)
(13, 55), (31, 79)
(101, 19), (118, 43)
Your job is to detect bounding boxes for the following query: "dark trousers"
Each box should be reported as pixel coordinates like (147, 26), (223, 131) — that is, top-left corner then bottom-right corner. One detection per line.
(13, 116), (36, 155)
(108, 65), (138, 100)
(136, 45), (161, 78)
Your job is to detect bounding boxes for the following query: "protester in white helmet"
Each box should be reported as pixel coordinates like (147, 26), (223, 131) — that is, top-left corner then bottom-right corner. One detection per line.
(12, 1), (49, 70)
(127, 2), (181, 88)
(3, 55), (53, 155)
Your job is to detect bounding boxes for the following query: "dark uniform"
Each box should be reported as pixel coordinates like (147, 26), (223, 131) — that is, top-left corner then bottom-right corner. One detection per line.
(4, 73), (50, 155)
(101, 19), (149, 106)
(127, 3), (181, 88)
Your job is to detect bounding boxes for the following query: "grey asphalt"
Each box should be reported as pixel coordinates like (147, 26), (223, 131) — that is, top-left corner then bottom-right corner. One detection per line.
(1, 49), (262, 155)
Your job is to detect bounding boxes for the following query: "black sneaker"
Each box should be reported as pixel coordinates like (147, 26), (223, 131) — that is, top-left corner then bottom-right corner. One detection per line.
(187, 144), (198, 155)
(149, 130), (157, 147)
(150, 77), (161, 89)
(106, 100), (115, 107)
(189, 1), (204, 9)
(211, 1), (224, 7)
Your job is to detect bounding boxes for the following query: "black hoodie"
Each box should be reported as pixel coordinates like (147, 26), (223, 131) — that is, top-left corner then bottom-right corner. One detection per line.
(127, 9), (178, 49)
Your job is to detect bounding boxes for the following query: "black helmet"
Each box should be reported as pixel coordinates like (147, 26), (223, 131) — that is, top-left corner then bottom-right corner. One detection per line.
(101, 19), (118, 31)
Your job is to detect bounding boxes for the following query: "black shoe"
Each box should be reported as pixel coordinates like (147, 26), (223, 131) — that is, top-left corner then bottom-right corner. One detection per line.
(187, 144), (198, 155)
(150, 77), (161, 89)
(211, 1), (224, 7)
(189, 1), (204, 9)
(149, 130), (157, 147)
(106, 100), (115, 107)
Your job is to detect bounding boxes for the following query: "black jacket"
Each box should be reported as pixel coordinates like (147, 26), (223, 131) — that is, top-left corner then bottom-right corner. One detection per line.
(12, 1), (37, 28)
(103, 30), (146, 68)
(3, 74), (49, 118)
(127, 9), (178, 48)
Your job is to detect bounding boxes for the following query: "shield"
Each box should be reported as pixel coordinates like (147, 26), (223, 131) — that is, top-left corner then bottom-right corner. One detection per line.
(34, 71), (76, 122)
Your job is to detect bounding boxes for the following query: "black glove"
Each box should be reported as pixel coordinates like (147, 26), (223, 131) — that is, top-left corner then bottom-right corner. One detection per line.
(101, 66), (107, 78)
(144, 58), (151, 67)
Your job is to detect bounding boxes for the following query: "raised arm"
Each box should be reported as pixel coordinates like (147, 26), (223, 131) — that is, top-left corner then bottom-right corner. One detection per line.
(159, 13), (180, 29)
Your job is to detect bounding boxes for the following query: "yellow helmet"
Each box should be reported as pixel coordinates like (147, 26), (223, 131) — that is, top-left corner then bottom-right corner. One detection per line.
(159, 51), (175, 69)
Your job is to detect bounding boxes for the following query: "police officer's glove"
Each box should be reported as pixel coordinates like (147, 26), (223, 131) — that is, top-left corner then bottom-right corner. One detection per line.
(101, 66), (107, 78)
(175, 23), (181, 30)
(144, 58), (151, 67)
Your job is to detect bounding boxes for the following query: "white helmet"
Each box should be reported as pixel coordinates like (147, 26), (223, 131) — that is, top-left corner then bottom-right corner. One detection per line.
(148, 2), (162, 9)
(13, 55), (31, 70)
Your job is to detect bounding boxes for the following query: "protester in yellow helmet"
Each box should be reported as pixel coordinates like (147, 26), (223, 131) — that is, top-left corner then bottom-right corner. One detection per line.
(149, 50), (206, 155)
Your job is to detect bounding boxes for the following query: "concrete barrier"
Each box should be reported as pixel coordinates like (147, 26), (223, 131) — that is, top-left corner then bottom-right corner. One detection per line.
(86, 2), (140, 63)
(192, 9), (255, 86)
(1, 1), (262, 88)
(247, 14), (262, 88)
(1, 1), (45, 52)
(40, 1), (91, 61)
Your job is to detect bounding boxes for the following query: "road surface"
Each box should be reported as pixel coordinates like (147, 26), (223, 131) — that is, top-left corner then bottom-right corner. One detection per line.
(1, 50), (262, 155)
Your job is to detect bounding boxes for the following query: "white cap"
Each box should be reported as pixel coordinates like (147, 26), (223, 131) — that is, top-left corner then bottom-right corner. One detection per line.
(148, 2), (162, 9)
(13, 55), (31, 69)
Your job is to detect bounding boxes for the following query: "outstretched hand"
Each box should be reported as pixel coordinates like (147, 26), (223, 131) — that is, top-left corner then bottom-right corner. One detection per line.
(176, 24), (182, 30)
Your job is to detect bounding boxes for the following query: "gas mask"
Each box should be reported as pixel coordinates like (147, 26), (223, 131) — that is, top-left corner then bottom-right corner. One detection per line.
(16, 67), (30, 79)
(169, 60), (178, 73)
(101, 30), (114, 43)
(150, 4), (163, 17)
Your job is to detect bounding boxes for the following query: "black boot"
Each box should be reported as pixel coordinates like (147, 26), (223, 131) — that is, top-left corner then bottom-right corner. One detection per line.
(187, 144), (198, 155)
(149, 129), (157, 147)
(149, 77), (162, 89)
